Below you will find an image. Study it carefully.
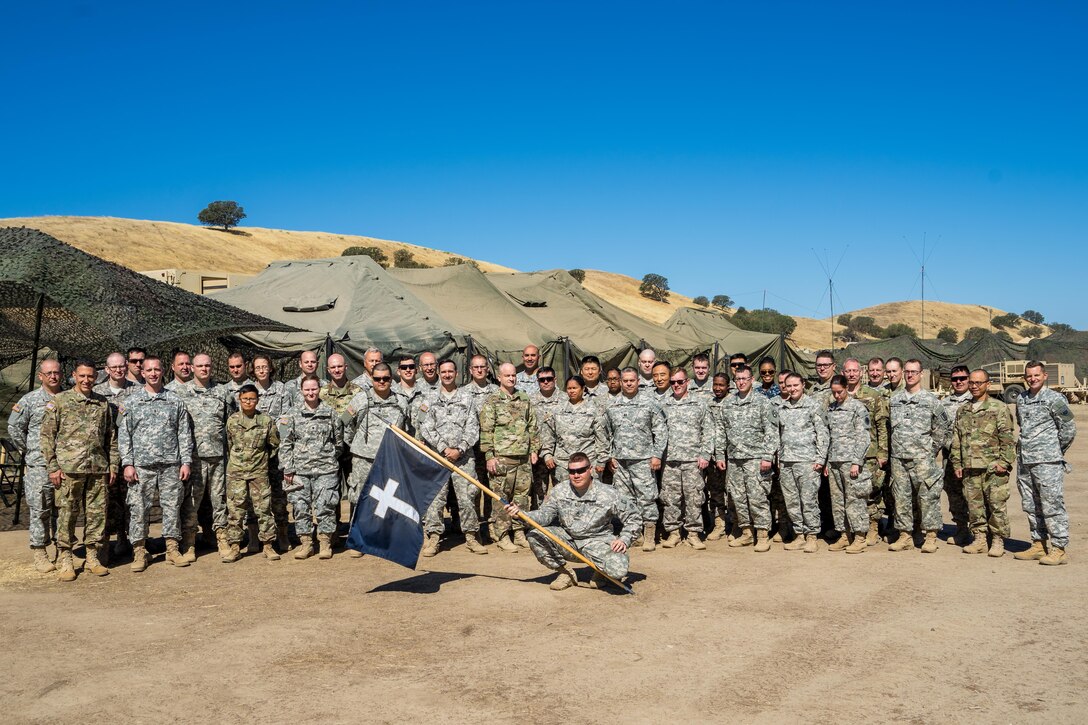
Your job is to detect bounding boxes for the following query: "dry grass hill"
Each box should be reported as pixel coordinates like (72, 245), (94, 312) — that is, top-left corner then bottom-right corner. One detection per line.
(1, 216), (1052, 350)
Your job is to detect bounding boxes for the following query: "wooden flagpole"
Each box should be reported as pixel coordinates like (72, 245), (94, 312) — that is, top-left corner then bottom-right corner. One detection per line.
(388, 425), (634, 594)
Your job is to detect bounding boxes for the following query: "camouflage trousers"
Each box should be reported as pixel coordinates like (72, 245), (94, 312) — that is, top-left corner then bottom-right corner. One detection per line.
(528, 526), (629, 580)
(864, 457), (887, 524)
(533, 460), (556, 507)
(890, 457), (943, 533)
(726, 458), (773, 531)
(660, 461), (705, 533)
(1016, 461), (1069, 548)
(183, 456), (224, 539)
(423, 457), (481, 536)
(613, 458), (659, 522)
(287, 472), (340, 536)
(225, 472), (275, 545)
(128, 464), (184, 542)
(943, 460), (970, 530)
(55, 474), (108, 552)
(962, 468), (1011, 538)
(105, 472), (129, 540)
(778, 461), (822, 535)
(346, 455), (375, 506)
(828, 462), (871, 534)
(770, 466), (791, 532)
(267, 464), (288, 529)
(488, 455), (532, 537)
(22, 465), (55, 548)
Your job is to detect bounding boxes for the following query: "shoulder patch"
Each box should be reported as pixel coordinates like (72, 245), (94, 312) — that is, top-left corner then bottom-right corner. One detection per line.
(278, 416), (289, 426)
(347, 406), (356, 416)
(117, 404), (126, 416)
(45, 401), (56, 410)
(11, 403), (21, 413)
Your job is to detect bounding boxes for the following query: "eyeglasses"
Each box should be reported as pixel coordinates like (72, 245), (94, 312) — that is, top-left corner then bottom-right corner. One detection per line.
(967, 380), (986, 387)
(730, 362), (744, 368)
(670, 379), (686, 386)
(128, 358), (144, 364)
(950, 376), (968, 382)
(568, 466), (590, 475)
(815, 363), (833, 369)
(760, 369), (775, 375)
(373, 376), (392, 383)
(399, 364), (416, 370)
(538, 376), (555, 383)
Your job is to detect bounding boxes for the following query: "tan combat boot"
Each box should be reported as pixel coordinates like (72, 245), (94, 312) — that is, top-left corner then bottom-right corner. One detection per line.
(32, 548), (56, 573)
(661, 530), (682, 548)
(588, 572), (610, 589)
(783, 534), (806, 551)
(988, 536), (1005, 558)
(246, 522), (261, 554)
(347, 546), (364, 559)
(181, 532), (197, 563)
(165, 538), (190, 567)
(845, 532), (867, 554)
(686, 532), (706, 550)
(753, 529), (771, 552)
(317, 533), (333, 559)
(277, 523), (291, 552)
(131, 541), (149, 572)
(1014, 540), (1046, 560)
(888, 532), (914, 552)
(464, 532), (489, 555)
(1039, 546), (1067, 566)
(803, 534), (819, 553)
(641, 524), (657, 552)
(962, 530), (988, 554)
(946, 526), (971, 546)
(728, 527), (754, 548)
(549, 565), (576, 591)
(495, 533), (519, 553)
(865, 521), (880, 546)
(706, 516), (727, 541)
(421, 533), (440, 558)
(828, 533), (850, 551)
(263, 541), (281, 561)
(513, 530), (530, 549)
(221, 542), (241, 563)
(215, 529), (231, 560)
(920, 531), (939, 553)
(293, 533), (314, 560)
(85, 546), (109, 576)
(771, 530), (784, 543)
(56, 551), (77, 582)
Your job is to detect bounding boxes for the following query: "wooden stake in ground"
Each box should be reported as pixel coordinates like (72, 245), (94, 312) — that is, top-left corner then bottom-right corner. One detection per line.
(388, 425), (634, 594)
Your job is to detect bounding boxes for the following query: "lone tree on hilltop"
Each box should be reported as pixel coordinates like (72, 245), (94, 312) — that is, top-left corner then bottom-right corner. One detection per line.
(1022, 310), (1045, 324)
(936, 326), (958, 343)
(990, 312), (1020, 329)
(198, 200), (246, 231)
(963, 326), (989, 341)
(712, 294), (733, 310)
(693, 296), (709, 307)
(882, 322), (917, 338)
(568, 269), (586, 283)
(639, 273), (670, 302)
(342, 246), (388, 267)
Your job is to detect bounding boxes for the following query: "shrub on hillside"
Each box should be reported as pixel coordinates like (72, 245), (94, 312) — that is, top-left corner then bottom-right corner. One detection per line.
(342, 246), (388, 267)
(731, 307), (797, 336)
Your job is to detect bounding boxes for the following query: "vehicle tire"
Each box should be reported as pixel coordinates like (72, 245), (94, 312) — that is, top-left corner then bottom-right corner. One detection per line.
(1003, 384), (1024, 404)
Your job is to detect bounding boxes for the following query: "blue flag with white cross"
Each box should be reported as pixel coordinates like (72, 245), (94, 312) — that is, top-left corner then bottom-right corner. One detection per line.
(346, 429), (449, 569)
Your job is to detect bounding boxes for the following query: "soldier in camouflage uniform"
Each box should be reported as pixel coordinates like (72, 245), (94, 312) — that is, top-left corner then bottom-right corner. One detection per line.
(541, 375), (608, 482)
(951, 369), (1015, 557)
(164, 349), (194, 392)
(224, 352), (255, 404)
(174, 353), (232, 562)
(637, 349), (657, 391)
(515, 344), (540, 394)
(465, 355), (499, 521)
(94, 352), (137, 559)
(350, 347), (384, 389)
(118, 356), (194, 571)
(279, 376), (345, 560)
(40, 360), (119, 581)
(223, 385), (282, 562)
(826, 376), (872, 554)
(809, 351), (836, 406)
(479, 362), (541, 552)
(418, 351), (441, 393)
(887, 359), (952, 553)
(649, 361), (672, 403)
(941, 365), (974, 544)
(252, 355), (294, 550)
(755, 357), (781, 400)
(717, 365), (780, 552)
(320, 353), (362, 534)
(342, 363), (408, 558)
(505, 452), (642, 591)
(392, 355), (425, 434)
(661, 369), (714, 549)
(687, 354), (714, 399)
(1013, 361), (1077, 565)
(529, 367), (563, 503)
(604, 368), (668, 551)
(284, 350), (327, 411)
(844, 358), (890, 546)
(7, 359), (62, 572)
(420, 360), (487, 556)
(579, 356), (608, 410)
(776, 372), (829, 553)
(866, 357), (889, 391)
(705, 373), (731, 540)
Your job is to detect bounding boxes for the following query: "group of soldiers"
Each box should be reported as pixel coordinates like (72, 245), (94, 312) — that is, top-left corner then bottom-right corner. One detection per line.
(7, 342), (1078, 589)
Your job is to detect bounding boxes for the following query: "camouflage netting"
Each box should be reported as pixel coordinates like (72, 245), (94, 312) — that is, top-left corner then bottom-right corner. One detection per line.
(0, 227), (301, 369)
(1027, 331), (1088, 381)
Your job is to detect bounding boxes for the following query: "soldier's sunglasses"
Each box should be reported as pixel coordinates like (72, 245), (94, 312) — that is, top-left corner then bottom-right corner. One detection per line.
(950, 376), (968, 382)
(373, 376), (392, 383)
(568, 466), (590, 475)
(538, 376), (555, 383)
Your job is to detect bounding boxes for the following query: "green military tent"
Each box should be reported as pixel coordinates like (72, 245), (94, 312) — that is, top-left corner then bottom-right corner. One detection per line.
(662, 307), (816, 377)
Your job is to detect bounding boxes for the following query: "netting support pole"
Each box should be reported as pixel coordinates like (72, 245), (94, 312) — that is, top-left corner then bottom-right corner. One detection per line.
(28, 293), (45, 393)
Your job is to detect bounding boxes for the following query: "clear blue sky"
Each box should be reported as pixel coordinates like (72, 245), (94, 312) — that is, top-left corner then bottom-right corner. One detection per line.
(3, 1), (1086, 328)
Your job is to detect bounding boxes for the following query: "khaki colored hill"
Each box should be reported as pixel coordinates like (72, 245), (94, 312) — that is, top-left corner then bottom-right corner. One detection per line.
(580, 270), (696, 324)
(0, 216), (515, 275)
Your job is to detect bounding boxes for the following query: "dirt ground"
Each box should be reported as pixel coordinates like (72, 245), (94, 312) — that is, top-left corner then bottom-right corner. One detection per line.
(2, 409), (1087, 723)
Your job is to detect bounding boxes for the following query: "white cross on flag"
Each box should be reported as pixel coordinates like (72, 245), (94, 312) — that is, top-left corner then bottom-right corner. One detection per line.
(346, 430), (449, 569)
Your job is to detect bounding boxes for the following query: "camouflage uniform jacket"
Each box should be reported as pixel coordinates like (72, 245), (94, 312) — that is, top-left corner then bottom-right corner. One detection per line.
(688, 377), (714, 399)
(164, 378), (192, 392)
(118, 388), (194, 468)
(889, 388), (951, 460)
(951, 398), (1014, 472)
(465, 381), (499, 414)
(826, 396), (871, 465)
(515, 370), (538, 395)
(255, 380), (291, 418)
(319, 380), (363, 415)
(717, 390), (779, 461)
(808, 379), (834, 408)
(174, 380), (230, 458)
(93, 379), (137, 412)
(40, 389), (118, 475)
(866, 381), (890, 392)
(941, 390), (972, 450)
(529, 389), (563, 428)
(1016, 387), (1077, 464)
(224, 378), (256, 412)
(226, 411), (281, 478)
(350, 373), (374, 390)
(343, 388), (408, 459)
(663, 393), (714, 462)
(418, 377), (441, 394)
(393, 382), (427, 433)
(277, 403), (344, 476)
(525, 480), (642, 547)
(851, 384), (889, 461)
(603, 393), (668, 461)
(541, 399), (608, 466)
(479, 388), (540, 460)
(7, 386), (57, 467)
(777, 394), (830, 464)
(419, 387), (479, 455)
(707, 394), (729, 461)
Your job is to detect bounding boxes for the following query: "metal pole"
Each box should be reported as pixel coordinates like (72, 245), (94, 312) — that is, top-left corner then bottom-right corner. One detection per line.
(28, 293), (45, 392)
